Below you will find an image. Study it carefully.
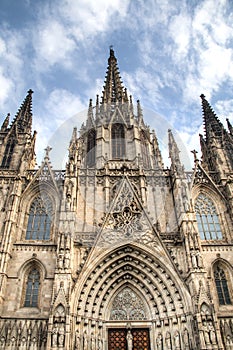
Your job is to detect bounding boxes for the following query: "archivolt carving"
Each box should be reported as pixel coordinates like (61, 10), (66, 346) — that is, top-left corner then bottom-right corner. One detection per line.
(110, 287), (146, 320)
(74, 245), (190, 323)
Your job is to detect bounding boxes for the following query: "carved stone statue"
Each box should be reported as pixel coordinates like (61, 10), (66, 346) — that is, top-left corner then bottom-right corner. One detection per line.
(174, 331), (181, 349)
(208, 322), (217, 345)
(75, 330), (80, 350)
(91, 333), (95, 350)
(183, 329), (190, 349)
(165, 332), (172, 349)
(57, 254), (63, 269)
(202, 321), (210, 345)
(58, 324), (65, 347)
(196, 251), (203, 268)
(126, 330), (133, 350)
(97, 335), (102, 350)
(52, 324), (58, 347)
(64, 249), (70, 269)
(83, 332), (88, 350)
(156, 333), (163, 350)
(191, 251), (198, 268)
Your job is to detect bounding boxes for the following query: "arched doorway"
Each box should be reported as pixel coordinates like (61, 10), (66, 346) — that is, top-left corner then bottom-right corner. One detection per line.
(107, 286), (151, 350)
(72, 244), (195, 349)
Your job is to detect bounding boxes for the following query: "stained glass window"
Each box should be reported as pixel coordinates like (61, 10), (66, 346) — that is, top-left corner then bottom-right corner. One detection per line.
(112, 124), (125, 159)
(195, 194), (222, 240)
(26, 196), (52, 240)
(214, 265), (231, 305)
(87, 129), (96, 167)
(24, 269), (40, 307)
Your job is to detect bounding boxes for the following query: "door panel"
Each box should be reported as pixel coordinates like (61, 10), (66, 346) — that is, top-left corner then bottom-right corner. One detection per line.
(132, 328), (150, 350)
(108, 329), (127, 350)
(108, 328), (150, 350)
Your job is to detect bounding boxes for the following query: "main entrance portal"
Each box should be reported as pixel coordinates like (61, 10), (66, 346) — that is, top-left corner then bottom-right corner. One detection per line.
(108, 328), (150, 350)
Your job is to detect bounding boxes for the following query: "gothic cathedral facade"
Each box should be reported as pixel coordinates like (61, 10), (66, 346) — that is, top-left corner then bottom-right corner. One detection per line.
(0, 49), (233, 349)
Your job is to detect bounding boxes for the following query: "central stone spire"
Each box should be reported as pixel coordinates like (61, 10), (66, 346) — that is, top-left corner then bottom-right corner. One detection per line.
(101, 47), (128, 105)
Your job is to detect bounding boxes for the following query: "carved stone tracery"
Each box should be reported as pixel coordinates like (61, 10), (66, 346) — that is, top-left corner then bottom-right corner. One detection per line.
(110, 287), (146, 320)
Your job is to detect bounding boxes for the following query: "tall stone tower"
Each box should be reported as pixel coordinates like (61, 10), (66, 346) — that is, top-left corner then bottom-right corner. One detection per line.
(0, 49), (232, 349)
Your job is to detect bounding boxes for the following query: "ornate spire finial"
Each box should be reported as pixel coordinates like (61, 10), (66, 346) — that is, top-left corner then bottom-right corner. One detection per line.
(101, 49), (127, 105)
(109, 45), (114, 55)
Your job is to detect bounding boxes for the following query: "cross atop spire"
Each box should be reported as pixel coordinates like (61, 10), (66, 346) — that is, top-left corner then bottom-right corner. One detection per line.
(200, 94), (224, 141)
(101, 48), (127, 105)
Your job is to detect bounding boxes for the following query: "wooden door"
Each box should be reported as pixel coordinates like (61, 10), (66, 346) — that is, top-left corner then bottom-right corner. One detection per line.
(108, 329), (127, 350)
(108, 328), (150, 350)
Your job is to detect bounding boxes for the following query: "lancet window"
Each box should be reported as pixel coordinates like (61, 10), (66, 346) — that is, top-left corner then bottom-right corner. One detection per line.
(0, 138), (15, 168)
(26, 195), (53, 240)
(195, 194), (223, 240)
(86, 129), (96, 167)
(214, 264), (231, 305)
(24, 269), (40, 307)
(112, 123), (125, 159)
(140, 131), (150, 168)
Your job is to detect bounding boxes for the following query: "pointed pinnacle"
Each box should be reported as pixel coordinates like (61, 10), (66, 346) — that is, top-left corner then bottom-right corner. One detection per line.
(1, 113), (10, 131)
(101, 49), (127, 105)
(226, 118), (233, 135)
(168, 129), (180, 157)
(200, 94), (223, 140)
(13, 89), (34, 133)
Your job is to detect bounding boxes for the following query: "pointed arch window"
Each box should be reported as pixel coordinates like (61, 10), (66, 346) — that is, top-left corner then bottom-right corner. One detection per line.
(214, 264), (231, 305)
(24, 269), (40, 307)
(195, 194), (223, 240)
(0, 138), (15, 168)
(87, 129), (96, 167)
(26, 195), (53, 240)
(140, 131), (151, 169)
(112, 123), (125, 159)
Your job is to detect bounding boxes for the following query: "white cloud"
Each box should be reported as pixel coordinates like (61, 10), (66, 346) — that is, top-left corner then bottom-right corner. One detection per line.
(215, 99), (233, 121)
(123, 68), (163, 106)
(168, 12), (191, 60)
(34, 88), (87, 166)
(59, 0), (130, 34)
(0, 30), (26, 109)
(45, 88), (86, 124)
(0, 37), (6, 54)
(0, 67), (13, 108)
(199, 45), (233, 91)
(32, 0), (130, 72)
(34, 20), (76, 70)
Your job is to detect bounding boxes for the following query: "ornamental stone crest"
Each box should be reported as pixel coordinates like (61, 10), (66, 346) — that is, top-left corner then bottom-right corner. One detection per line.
(97, 178), (156, 246)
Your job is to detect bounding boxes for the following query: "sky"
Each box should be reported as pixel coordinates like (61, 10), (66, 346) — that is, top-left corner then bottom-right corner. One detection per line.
(0, 0), (233, 169)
